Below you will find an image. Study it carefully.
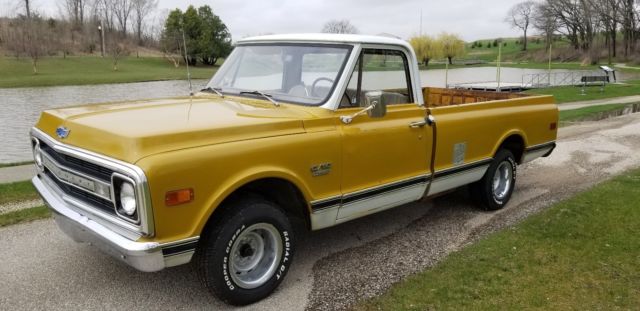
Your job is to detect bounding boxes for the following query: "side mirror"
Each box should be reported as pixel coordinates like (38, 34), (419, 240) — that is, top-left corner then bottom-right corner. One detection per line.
(339, 90), (387, 124)
(364, 91), (387, 118)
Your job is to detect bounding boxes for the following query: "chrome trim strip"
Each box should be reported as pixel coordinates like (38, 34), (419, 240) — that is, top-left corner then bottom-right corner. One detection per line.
(164, 251), (195, 268)
(427, 165), (490, 196)
(522, 142), (556, 163)
(31, 127), (155, 236)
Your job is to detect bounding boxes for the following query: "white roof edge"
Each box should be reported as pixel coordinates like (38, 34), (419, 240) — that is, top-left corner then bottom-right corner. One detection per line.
(238, 33), (412, 50)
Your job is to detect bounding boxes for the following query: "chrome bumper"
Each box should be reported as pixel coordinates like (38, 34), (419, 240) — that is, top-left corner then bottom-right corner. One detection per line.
(32, 175), (167, 272)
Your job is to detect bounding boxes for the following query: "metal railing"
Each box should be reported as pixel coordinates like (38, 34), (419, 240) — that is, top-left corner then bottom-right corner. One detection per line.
(521, 70), (606, 88)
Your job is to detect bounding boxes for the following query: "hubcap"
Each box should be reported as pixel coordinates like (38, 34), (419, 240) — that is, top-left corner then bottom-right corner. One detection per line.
(229, 223), (282, 289)
(492, 161), (513, 201)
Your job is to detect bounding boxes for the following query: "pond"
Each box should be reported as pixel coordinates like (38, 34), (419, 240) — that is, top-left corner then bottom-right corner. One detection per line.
(1, 67), (637, 164)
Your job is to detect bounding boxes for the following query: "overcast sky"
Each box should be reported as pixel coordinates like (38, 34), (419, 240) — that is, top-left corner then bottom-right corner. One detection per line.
(1, 0), (523, 41)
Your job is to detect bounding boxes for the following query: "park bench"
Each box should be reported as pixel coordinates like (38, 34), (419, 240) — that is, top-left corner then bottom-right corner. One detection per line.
(580, 75), (609, 94)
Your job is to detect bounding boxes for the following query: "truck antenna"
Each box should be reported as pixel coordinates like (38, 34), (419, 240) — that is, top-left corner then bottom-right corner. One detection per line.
(182, 29), (193, 96)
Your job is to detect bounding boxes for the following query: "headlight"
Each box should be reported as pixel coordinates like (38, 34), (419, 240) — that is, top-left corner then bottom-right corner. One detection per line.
(119, 182), (137, 216)
(112, 173), (139, 223)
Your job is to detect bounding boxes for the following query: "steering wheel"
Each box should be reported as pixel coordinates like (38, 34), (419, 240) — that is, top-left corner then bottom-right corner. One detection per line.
(310, 77), (334, 97)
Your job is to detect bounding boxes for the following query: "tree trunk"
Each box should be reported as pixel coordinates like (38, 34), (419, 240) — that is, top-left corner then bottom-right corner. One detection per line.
(523, 28), (528, 51)
(32, 58), (37, 74)
(448, 56), (452, 65)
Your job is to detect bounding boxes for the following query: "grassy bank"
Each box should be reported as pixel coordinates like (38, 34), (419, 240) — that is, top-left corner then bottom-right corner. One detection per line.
(0, 180), (39, 205)
(0, 161), (34, 168)
(559, 103), (631, 125)
(0, 206), (50, 227)
(357, 168), (640, 311)
(0, 56), (217, 88)
(526, 80), (640, 103)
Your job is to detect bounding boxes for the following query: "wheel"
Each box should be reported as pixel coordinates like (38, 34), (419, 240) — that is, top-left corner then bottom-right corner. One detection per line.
(196, 196), (294, 305)
(470, 149), (517, 210)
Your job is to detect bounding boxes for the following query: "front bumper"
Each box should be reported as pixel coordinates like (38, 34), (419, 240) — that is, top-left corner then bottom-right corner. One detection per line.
(33, 175), (170, 272)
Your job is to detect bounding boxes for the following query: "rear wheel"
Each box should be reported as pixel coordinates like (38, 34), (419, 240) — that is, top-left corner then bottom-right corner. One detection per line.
(196, 196), (294, 305)
(470, 149), (517, 210)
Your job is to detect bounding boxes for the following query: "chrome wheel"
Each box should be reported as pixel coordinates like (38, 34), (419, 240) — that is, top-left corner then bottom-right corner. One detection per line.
(492, 161), (512, 201)
(229, 223), (282, 289)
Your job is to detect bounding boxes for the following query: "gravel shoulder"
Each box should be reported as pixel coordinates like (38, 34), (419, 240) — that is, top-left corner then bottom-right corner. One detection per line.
(1, 113), (640, 311)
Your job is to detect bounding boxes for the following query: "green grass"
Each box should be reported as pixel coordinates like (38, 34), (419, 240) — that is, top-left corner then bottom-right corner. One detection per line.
(0, 205), (50, 227)
(525, 80), (640, 103)
(0, 56), (217, 88)
(356, 169), (640, 311)
(559, 103), (631, 125)
(465, 37), (556, 62)
(0, 161), (34, 168)
(0, 180), (39, 205)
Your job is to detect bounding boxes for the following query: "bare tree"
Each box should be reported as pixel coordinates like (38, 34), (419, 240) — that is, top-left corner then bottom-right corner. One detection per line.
(505, 1), (536, 51)
(111, 0), (134, 34)
(132, 0), (157, 44)
(109, 38), (130, 71)
(24, 0), (31, 19)
(62, 0), (87, 26)
(321, 19), (359, 34)
(532, 2), (559, 48)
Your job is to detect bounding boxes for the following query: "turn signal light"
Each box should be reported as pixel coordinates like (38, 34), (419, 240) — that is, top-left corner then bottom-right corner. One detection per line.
(165, 188), (194, 206)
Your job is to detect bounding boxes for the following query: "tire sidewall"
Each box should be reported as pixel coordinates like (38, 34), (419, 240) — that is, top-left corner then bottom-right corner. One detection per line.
(205, 202), (294, 305)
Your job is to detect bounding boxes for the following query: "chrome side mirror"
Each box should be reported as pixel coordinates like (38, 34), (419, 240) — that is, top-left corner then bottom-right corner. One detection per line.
(340, 91), (387, 124)
(364, 91), (386, 118)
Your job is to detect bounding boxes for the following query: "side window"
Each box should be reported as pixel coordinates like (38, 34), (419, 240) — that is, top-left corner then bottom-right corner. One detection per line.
(340, 49), (413, 108)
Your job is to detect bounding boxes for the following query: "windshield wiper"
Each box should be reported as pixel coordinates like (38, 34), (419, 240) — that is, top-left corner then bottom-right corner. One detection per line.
(201, 87), (225, 98)
(239, 90), (280, 107)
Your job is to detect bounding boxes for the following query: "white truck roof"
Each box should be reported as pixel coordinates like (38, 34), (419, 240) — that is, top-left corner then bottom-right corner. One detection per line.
(238, 33), (412, 50)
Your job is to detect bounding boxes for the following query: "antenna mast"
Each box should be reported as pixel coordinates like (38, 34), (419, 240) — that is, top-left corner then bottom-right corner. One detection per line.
(182, 29), (193, 96)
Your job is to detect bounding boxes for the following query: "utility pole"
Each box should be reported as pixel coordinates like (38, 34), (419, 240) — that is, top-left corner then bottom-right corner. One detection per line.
(99, 20), (105, 57)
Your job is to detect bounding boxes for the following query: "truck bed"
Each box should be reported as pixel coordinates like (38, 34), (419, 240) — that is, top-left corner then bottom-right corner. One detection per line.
(423, 87), (530, 107)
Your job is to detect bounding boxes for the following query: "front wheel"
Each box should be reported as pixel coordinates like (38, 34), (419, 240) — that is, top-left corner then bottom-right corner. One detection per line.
(196, 196), (294, 305)
(470, 149), (517, 210)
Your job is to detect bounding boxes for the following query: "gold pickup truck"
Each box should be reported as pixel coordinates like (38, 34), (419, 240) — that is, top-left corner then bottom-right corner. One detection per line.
(30, 34), (557, 305)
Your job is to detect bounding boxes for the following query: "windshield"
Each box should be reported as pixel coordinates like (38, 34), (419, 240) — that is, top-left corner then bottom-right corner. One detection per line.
(206, 44), (352, 106)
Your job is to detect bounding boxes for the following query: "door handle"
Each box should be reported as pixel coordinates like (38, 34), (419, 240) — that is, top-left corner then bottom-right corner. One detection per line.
(409, 120), (427, 128)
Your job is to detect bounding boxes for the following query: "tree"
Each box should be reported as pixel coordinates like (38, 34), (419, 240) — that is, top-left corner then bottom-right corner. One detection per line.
(438, 32), (465, 65)
(197, 5), (232, 65)
(532, 2), (559, 48)
(321, 19), (359, 34)
(505, 1), (535, 51)
(111, 0), (133, 34)
(160, 5), (233, 66)
(60, 0), (86, 26)
(409, 35), (441, 66)
(132, 0), (157, 44)
(108, 38), (130, 71)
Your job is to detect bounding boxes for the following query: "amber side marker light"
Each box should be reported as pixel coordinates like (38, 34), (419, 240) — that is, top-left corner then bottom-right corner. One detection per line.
(165, 188), (194, 206)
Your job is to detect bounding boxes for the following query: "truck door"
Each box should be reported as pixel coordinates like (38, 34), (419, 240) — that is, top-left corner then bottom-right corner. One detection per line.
(336, 48), (432, 222)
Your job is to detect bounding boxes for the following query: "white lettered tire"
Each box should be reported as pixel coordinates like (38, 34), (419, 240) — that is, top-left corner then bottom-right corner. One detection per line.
(196, 196), (294, 305)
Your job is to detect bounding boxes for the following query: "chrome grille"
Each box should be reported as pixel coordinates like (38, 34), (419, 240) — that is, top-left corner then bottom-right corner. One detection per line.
(40, 142), (114, 182)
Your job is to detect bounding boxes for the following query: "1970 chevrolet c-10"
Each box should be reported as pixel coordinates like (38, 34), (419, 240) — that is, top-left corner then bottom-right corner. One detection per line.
(30, 34), (557, 305)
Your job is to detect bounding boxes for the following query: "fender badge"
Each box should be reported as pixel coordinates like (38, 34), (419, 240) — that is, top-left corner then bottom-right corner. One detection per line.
(311, 163), (332, 177)
(56, 126), (70, 139)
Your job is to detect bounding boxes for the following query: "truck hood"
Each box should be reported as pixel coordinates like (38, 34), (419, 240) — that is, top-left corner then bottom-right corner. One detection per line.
(35, 96), (314, 163)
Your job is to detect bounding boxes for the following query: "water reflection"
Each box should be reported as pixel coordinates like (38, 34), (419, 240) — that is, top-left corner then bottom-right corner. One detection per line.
(1, 67), (638, 163)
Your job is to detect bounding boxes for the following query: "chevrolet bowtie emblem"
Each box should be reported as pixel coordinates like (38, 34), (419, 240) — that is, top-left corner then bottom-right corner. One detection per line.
(56, 126), (70, 139)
